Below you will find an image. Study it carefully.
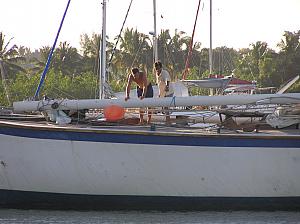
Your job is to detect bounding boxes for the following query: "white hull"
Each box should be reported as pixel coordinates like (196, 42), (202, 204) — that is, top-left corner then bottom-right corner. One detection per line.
(0, 120), (300, 210)
(0, 126), (300, 198)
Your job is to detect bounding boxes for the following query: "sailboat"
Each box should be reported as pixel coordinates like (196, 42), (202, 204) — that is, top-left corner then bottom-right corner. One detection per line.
(0, 0), (300, 211)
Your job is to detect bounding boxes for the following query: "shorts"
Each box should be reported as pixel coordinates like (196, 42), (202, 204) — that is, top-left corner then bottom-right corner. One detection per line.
(137, 83), (153, 98)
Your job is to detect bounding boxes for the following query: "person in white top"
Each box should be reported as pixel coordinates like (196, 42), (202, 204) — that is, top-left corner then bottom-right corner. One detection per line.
(154, 61), (174, 124)
(154, 61), (174, 97)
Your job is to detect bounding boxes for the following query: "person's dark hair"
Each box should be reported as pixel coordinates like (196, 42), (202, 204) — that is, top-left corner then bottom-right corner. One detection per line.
(131, 67), (139, 74)
(154, 61), (162, 68)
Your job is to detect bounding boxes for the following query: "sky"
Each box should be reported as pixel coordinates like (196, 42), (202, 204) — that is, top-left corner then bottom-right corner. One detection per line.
(1, 0), (300, 52)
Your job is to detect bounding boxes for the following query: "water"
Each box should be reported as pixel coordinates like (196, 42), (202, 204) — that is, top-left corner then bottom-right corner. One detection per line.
(0, 209), (300, 224)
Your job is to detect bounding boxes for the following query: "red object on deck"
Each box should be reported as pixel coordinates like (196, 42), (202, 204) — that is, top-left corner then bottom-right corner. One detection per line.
(104, 105), (125, 121)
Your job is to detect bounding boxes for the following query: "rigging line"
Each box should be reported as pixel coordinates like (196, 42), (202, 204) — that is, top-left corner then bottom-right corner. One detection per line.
(107, 0), (134, 69)
(34, 0), (72, 100)
(51, 85), (76, 99)
(182, 0), (202, 80)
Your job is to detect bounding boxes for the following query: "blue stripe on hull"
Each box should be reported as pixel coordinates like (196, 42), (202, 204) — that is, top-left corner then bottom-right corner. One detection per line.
(0, 126), (300, 148)
(0, 189), (299, 211)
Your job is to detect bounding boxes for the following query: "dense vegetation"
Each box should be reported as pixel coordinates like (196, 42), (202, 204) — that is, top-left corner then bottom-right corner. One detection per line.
(0, 29), (300, 106)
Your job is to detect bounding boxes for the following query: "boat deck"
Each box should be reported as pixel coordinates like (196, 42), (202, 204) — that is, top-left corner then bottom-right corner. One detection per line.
(0, 116), (300, 138)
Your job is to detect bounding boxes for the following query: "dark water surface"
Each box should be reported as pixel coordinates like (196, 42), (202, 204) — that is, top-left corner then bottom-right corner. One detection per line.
(0, 209), (300, 223)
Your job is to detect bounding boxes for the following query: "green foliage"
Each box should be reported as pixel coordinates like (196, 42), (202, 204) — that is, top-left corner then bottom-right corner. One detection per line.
(1, 29), (300, 106)
(9, 72), (39, 102)
(289, 82), (300, 93)
(41, 70), (98, 99)
(0, 82), (8, 106)
(8, 70), (98, 103)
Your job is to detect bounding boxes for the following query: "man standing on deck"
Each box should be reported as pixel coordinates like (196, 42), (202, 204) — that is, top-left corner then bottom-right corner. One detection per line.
(125, 67), (154, 124)
(154, 61), (174, 124)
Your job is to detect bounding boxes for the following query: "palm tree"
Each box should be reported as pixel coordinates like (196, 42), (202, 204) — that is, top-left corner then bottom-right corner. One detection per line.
(80, 33), (101, 75)
(277, 31), (300, 83)
(167, 30), (189, 74)
(157, 29), (172, 67)
(0, 32), (25, 105)
(119, 28), (150, 69)
(248, 41), (269, 85)
(211, 47), (238, 76)
(52, 41), (83, 76)
(28, 46), (52, 75)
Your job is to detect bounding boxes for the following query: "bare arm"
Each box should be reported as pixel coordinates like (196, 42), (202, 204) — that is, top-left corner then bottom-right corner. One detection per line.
(125, 75), (132, 100)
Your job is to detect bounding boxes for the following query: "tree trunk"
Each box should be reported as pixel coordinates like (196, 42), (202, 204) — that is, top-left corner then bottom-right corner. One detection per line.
(0, 60), (11, 105)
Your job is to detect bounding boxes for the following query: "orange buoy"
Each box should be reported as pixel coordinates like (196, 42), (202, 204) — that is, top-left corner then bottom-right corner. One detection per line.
(103, 105), (125, 122)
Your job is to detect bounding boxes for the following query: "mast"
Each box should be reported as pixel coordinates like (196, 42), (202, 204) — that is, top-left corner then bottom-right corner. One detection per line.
(153, 0), (158, 62)
(100, 0), (107, 99)
(208, 0), (214, 95)
(209, 0), (213, 75)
